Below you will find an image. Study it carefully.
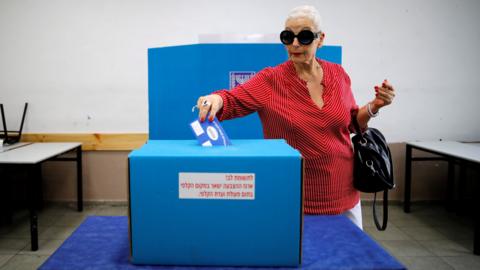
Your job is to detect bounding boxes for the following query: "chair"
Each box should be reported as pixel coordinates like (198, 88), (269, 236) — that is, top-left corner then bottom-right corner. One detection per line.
(0, 103), (28, 145)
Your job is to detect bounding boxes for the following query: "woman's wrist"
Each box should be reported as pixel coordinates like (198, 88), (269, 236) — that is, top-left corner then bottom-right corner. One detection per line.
(367, 102), (379, 118)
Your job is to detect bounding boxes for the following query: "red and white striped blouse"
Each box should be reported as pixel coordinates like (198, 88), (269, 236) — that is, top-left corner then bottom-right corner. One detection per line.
(214, 58), (360, 215)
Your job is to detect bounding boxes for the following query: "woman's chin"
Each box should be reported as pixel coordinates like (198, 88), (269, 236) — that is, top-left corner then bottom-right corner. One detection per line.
(290, 55), (304, 62)
(290, 55), (316, 65)
(291, 57), (308, 65)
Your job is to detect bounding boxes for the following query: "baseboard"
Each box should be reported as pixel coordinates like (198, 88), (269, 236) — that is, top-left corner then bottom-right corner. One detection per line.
(21, 133), (148, 150)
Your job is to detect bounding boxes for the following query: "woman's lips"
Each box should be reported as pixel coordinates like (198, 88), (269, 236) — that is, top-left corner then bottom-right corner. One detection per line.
(290, 52), (303, 56)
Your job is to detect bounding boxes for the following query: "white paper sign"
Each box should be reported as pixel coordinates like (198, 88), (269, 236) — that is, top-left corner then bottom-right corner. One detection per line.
(179, 173), (255, 200)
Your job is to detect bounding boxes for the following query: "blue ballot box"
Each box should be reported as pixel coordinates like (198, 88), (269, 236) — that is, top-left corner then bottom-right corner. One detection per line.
(128, 139), (303, 267)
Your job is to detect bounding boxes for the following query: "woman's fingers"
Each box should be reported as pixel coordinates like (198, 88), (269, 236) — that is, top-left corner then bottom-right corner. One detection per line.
(376, 91), (393, 104)
(381, 79), (394, 91)
(197, 94), (223, 122)
(196, 96), (205, 110)
(197, 96), (211, 122)
(208, 94), (224, 121)
(373, 83), (395, 107)
(209, 101), (220, 122)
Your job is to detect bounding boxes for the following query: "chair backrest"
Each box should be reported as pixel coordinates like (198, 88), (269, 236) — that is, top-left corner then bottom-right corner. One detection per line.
(0, 103), (28, 145)
(0, 104), (8, 142)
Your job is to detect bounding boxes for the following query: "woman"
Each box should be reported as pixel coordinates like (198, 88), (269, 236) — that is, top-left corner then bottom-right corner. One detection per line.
(196, 5), (395, 229)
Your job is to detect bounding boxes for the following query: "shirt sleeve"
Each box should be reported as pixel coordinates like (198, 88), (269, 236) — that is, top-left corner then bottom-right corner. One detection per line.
(213, 68), (273, 121)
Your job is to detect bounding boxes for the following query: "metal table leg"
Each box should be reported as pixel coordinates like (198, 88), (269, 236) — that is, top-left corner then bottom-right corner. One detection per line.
(28, 164), (39, 251)
(446, 158), (455, 211)
(76, 146), (83, 212)
(404, 144), (412, 213)
(457, 162), (467, 214)
(474, 164), (480, 255)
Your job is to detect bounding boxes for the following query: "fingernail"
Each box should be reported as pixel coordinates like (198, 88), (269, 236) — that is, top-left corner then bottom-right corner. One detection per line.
(209, 117), (214, 122)
(200, 117), (205, 122)
(374, 86), (379, 90)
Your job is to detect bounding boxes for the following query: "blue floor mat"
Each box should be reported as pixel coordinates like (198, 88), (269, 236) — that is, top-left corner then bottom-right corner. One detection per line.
(38, 215), (405, 270)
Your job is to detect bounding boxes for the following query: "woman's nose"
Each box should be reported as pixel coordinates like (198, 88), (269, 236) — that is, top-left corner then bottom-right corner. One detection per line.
(292, 37), (300, 47)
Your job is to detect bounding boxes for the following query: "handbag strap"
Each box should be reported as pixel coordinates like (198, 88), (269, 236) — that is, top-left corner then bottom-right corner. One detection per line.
(351, 110), (364, 139)
(372, 190), (389, 231)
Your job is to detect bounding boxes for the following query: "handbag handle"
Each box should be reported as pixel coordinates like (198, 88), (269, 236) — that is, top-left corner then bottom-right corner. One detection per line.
(351, 110), (364, 138)
(373, 191), (389, 231)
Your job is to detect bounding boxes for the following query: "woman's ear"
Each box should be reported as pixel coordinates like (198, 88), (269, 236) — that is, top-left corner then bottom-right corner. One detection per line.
(317, 32), (325, 48)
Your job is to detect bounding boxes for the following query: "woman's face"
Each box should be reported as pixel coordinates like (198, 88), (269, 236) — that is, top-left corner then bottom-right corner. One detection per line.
(284, 17), (324, 65)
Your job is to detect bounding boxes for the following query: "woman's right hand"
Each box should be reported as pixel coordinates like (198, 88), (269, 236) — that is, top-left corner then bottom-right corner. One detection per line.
(196, 94), (223, 122)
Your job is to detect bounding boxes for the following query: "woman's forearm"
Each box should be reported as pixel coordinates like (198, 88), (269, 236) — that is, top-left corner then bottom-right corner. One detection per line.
(356, 103), (379, 129)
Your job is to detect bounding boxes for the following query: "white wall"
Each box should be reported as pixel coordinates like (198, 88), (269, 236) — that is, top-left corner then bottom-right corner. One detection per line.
(1, 0), (479, 142)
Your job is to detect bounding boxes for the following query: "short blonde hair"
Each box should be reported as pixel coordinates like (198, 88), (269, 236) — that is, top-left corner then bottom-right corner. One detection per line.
(286, 5), (322, 32)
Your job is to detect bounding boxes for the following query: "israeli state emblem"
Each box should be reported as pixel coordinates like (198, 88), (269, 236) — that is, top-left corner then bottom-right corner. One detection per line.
(229, 71), (256, 89)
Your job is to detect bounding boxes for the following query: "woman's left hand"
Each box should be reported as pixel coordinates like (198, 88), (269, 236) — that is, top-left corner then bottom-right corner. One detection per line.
(371, 79), (395, 110)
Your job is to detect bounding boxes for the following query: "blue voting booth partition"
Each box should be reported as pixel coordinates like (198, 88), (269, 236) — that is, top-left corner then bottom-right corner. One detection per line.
(148, 44), (341, 140)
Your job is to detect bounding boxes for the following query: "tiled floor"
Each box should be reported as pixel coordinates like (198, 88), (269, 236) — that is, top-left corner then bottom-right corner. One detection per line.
(0, 202), (479, 270)
(362, 202), (480, 269)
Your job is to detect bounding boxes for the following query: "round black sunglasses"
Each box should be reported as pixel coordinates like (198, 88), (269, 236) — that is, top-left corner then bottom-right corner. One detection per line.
(280, 30), (320, 45)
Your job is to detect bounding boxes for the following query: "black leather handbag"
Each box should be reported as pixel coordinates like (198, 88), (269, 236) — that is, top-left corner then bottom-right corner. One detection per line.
(351, 115), (395, 231)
